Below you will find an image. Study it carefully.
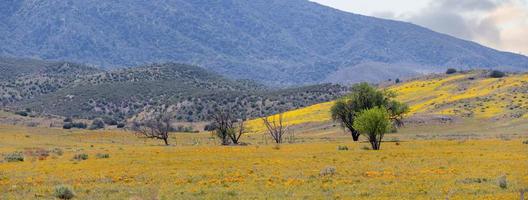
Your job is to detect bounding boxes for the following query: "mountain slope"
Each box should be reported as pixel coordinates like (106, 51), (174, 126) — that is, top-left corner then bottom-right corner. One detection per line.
(1, 0), (527, 85)
(247, 71), (528, 130)
(1, 61), (348, 121)
(0, 57), (103, 105)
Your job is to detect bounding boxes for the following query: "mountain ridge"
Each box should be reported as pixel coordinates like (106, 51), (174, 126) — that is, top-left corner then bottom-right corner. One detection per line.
(1, 0), (527, 86)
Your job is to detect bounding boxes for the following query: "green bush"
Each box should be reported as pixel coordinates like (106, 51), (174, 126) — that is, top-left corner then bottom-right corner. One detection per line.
(489, 70), (505, 78)
(4, 152), (24, 162)
(53, 185), (75, 199)
(73, 153), (89, 161)
(116, 123), (126, 128)
(102, 116), (118, 126)
(88, 118), (105, 130)
(497, 176), (508, 189)
(203, 123), (217, 131)
(64, 122), (87, 129)
(72, 122), (87, 129)
(446, 68), (457, 74)
(337, 145), (349, 151)
(63, 123), (73, 129)
(96, 153), (110, 159)
(14, 111), (28, 117)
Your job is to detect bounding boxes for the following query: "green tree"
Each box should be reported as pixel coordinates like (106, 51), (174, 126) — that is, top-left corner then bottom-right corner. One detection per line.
(386, 100), (410, 127)
(331, 83), (405, 141)
(331, 100), (358, 140)
(489, 70), (505, 78)
(446, 68), (457, 74)
(353, 107), (391, 150)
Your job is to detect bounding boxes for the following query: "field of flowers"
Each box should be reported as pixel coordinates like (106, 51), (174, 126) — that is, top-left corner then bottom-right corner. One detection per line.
(247, 71), (528, 129)
(0, 125), (526, 199)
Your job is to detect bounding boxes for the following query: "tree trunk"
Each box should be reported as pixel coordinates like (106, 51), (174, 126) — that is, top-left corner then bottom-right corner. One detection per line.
(351, 130), (360, 141)
(370, 140), (380, 150)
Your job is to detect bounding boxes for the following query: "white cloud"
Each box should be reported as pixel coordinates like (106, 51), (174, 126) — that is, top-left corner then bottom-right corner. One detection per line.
(385, 0), (528, 55)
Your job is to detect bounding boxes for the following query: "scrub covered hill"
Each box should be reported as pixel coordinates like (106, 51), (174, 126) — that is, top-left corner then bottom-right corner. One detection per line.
(247, 71), (528, 129)
(0, 58), (103, 105)
(1, 60), (348, 121)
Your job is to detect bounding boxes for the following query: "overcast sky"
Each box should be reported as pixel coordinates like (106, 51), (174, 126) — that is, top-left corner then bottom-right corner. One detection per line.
(311, 0), (528, 55)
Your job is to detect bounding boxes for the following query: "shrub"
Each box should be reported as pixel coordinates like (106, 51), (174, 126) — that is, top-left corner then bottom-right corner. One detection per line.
(25, 148), (50, 160)
(337, 145), (349, 151)
(72, 122), (87, 129)
(320, 166), (337, 176)
(4, 152), (24, 162)
(446, 68), (457, 74)
(102, 116), (118, 126)
(204, 123), (217, 131)
(498, 176), (508, 189)
(96, 153), (110, 159)
(51, 148), (64, 156)
(88, 118), (105, 130)
(73, 153), (88, 161)
(63, 117), (73, 123)
(63, 123), (73, 129)
(116, 123), (126, 128)
(15, 111), (28, 117)
(489, 70), (505, 78)
(523, 140), (528, 144)
(175, 125), (195, 133)
(53, 185), (75, 199)
(395, 78), (401, 84)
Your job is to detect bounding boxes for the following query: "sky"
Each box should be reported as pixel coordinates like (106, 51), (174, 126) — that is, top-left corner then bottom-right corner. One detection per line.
(311, 0), (528, 55)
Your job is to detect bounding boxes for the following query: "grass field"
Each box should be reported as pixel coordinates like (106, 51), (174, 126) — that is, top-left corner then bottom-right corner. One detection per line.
(1, 125), (527, 199)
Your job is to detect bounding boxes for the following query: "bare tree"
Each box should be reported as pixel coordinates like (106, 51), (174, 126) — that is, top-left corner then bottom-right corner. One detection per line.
(228, 120), (245, 145)
(134, 109), (173, 146)
(262, 114), (287, 144)
(211, 110), (246, 145)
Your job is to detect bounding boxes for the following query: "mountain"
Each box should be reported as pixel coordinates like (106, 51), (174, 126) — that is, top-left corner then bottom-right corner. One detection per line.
(247, 71), (528, 130)
(0, 58), (348, 121)
(1, 0), (527, 86)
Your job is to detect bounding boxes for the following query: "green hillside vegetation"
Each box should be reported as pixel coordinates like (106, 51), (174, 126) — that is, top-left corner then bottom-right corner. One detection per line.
(1, 60), (348, 122)
(0, 58), (103, 105)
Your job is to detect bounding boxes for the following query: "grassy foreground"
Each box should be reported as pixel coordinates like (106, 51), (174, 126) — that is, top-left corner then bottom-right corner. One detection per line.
(0, 125), (527, 199)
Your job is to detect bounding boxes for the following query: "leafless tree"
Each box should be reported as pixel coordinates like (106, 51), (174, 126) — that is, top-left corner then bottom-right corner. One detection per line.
(211, 110), (246, 145)
(133, 109), (173, 146)
(228, 120), (245, 145)
(262, 114), (287, 144)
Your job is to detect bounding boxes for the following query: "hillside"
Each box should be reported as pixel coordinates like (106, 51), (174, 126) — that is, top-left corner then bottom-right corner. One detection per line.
(247, 71), (528, 130)
(0, 58), (103, 105)
(1, 61), (348, 121)
(1, 0), (528, 85)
